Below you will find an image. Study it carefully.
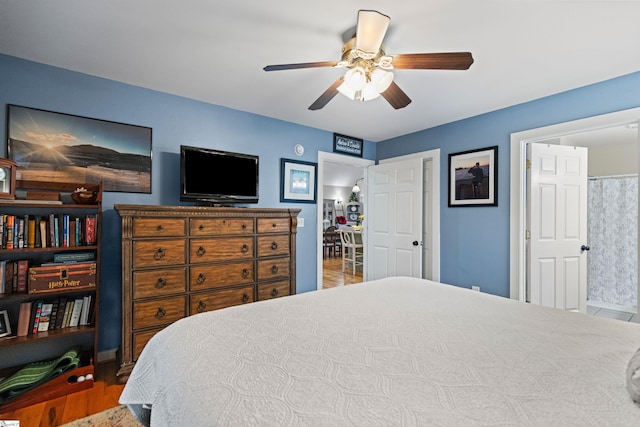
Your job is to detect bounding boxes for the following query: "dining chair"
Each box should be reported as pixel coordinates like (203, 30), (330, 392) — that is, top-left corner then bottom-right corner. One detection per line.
(339, 226), (363, 275)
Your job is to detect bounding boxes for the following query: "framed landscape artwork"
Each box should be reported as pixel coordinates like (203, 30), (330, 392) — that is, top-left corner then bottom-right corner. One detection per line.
(7, 105), (152, 193)
(280, 158), (317, 203)
(448, 146), (498, 207)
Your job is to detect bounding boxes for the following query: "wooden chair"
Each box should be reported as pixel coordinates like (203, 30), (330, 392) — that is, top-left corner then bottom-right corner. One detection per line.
(323, 226), (339, 259)
(339, 226), (363, 275)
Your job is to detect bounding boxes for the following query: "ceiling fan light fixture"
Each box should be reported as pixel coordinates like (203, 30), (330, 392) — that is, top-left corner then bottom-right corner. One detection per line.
(344, 66), (367, 91)
(370, 68), (394, 93)
(361, 82), (381, 101)
(337, 81), (357, 100)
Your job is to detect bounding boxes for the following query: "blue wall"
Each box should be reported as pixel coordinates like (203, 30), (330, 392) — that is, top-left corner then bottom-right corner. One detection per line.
(0, 54), (376, 352)
(377, 71), (640, 297)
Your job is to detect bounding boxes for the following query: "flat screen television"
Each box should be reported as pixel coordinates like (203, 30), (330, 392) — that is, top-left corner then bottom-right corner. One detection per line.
(180, 145), (259, 205)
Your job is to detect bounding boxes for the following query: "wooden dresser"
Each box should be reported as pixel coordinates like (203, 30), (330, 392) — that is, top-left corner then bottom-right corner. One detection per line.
(114, 205), (299, 382)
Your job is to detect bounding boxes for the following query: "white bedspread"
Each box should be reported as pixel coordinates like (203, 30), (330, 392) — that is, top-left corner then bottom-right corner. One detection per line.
(120, 277), (640, 426)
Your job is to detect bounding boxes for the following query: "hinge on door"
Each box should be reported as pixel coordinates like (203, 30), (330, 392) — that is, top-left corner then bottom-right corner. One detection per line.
(525, 159), (531, 169)
(525, 230), (531, 240)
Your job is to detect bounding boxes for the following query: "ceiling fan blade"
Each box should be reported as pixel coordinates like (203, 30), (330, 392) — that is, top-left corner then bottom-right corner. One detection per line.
(355, 10), (390, 56)
(381, 81), (412, 109)
(309, 78), (343, 111)
(390, 52), (474, 70)
(263, 61), (338, 72)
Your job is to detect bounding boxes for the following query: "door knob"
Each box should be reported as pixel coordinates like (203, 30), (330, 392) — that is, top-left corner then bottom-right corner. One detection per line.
(581, 245), (590, 252)
(412, 241), (419, 246)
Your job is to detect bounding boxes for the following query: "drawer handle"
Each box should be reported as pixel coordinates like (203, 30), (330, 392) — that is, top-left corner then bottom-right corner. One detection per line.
(157, 224), (164, 231)
(156, 277), (167, 289)
(155, 307), (166, 319)
(271, 265), (279, 274)
(199, 224), (205, 230)
(271, 288), (279, 297)
(272, 223), (277, 228)
(241, 244), (249, 254)
(242, 224), (247, 230)
(271, 241), (278, 250)
(197, 273), (207, 284)
(241, 268), (250, 279)
(242, 294), (249, 303)
(154, 248), (166, 260)
(197, 300), (206, 312)
(196, 246), (206, 256)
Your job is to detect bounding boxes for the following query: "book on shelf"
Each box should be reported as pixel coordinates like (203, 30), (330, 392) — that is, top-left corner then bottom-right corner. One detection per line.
(53, 252), (95, 263)
(85, 214), (97, 245)
(31, 300), (43, 334)
(61, 300), (73, 328)
(0, 260), (7, 294)
(54, 297), (67, 330)
(16, 301), (32, 337)
(0, 199), (63, 204)
(37, 302), (54, 332)
(79, 295), (92, 326)
(48, 299), (60, 331)
(27, 217), (37, 248)
(68, 298), (84, 327)
(6, 215), (14, 249)
(16, 259), (29, 294)
(39, 216), (48, 248)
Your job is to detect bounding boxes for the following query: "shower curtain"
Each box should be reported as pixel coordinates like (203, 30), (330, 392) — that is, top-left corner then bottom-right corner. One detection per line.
(587, 175), (638, 306)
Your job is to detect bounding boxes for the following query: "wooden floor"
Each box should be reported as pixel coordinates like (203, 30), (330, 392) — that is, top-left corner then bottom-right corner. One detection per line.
(0, 254), (361, 426)
(0, 359), (125, 427)
(322, 251), (363, 288)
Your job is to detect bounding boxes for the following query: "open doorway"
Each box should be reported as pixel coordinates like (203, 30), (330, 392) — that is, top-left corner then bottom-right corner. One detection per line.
(317, 152), (374, 291)
(509, 107), (640, 322)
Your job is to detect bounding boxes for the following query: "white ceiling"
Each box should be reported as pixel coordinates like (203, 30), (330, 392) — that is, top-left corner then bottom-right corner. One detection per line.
(1, 1), (639, 143)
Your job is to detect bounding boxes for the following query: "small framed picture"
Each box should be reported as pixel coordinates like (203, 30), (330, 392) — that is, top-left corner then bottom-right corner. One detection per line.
(448, 146), (498, 207)
(280, 158), (317, 203)
(333, 133), (363, 158)
(0, 310), (11, 338)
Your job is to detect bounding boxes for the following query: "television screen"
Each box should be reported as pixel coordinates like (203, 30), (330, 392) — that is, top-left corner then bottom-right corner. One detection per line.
(180, 145), (259, 204)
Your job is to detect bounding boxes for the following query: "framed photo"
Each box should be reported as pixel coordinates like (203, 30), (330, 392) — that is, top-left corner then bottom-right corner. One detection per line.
(7, 105), (152, 193)
(448, 146), (498, 207)
(0, 310), (11, 338)
(280, 158), (317, 203)
(333, 133), (363, 158)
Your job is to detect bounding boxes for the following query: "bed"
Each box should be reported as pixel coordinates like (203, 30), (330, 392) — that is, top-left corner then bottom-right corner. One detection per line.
(119, 276), (640, 426)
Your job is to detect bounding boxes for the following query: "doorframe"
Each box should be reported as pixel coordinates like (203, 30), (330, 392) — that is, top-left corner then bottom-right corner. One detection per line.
(509, 107), (640, 308)
(317, 152), (375, 291)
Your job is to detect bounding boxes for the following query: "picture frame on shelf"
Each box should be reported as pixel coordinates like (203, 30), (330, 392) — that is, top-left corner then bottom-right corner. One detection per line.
(280, 158), (317, 203)
(0, 310), (11, 338)
(448, 146), (498, 207)
(7, 104), (152, 194)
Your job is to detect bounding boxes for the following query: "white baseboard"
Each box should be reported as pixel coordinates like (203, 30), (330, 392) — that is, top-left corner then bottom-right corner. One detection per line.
(587, 300), (637, 314)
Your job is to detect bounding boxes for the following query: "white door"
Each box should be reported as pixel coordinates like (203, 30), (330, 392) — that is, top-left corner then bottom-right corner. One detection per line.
(367, 158), (423, 280)
(527, 143), (589, 312)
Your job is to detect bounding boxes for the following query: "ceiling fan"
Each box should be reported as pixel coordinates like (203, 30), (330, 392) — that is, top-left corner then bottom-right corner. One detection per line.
(263, 10), (474, 110)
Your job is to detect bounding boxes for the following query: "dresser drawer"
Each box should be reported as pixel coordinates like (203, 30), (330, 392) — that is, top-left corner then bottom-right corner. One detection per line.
(190, 285), (255, 314)
(257, 218), (290, 234)
(133, 267), (187, 299)
(133, 218), (186, 237)
(256, 235), (290, 257)
(133, 239), (186, 268)
(190, 218), (254, 236)
(190, 261), (254, 291)
(257, 280), (291, 301)
(133, 328), (163, 360)
(257, 257), (290, 281)
(190, 237), (254, 263)
(133, 296), (186, 330)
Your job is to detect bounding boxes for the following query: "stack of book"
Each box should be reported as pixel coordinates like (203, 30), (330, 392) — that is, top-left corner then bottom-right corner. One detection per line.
(16, 295), (95, 337)
(0, 213), (97, 249)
